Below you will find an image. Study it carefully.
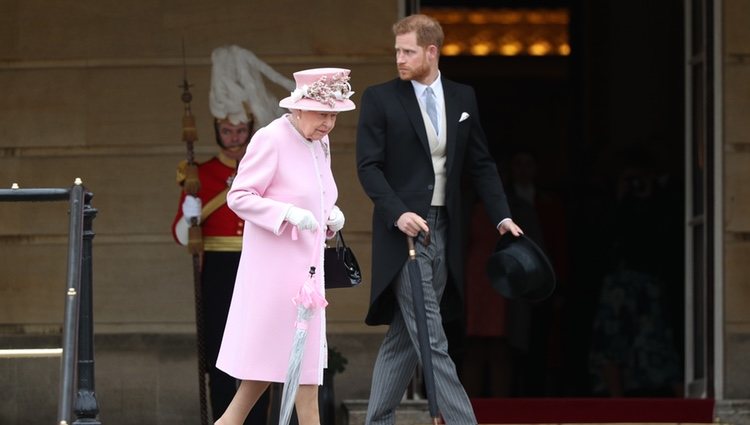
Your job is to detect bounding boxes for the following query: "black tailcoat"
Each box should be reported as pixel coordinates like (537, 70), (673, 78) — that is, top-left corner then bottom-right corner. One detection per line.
(356, 76), (512, 325)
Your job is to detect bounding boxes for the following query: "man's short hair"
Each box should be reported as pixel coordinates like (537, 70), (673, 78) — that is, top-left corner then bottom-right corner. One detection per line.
(392, 14), (444, 51)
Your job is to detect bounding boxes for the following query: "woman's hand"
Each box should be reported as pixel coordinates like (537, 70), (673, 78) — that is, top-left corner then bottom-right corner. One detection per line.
(285, 206), (319, 231)
(326, 206), (345, 232)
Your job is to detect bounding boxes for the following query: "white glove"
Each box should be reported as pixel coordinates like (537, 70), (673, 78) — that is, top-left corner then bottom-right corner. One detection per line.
(285, 206), (319, 231)
(326, 205), (345, 232)
(182, 195), (202, 225)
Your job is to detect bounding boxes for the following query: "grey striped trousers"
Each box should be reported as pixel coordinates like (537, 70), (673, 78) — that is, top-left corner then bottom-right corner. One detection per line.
(365, 206), (477, 425)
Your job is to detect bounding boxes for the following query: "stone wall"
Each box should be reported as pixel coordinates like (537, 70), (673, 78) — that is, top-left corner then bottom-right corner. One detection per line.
(722, 0), (750, 402)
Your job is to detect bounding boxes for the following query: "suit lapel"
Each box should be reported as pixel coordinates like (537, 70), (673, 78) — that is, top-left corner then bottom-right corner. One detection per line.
(396, 80), (431, 157)
(443, 80), (460, 176)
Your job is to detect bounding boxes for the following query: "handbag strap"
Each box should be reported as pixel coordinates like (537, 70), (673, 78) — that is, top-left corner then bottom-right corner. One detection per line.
(335, 231), (348, 249)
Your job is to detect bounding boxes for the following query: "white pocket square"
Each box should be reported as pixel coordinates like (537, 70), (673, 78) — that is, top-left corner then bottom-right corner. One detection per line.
(459, 112), (470, 122)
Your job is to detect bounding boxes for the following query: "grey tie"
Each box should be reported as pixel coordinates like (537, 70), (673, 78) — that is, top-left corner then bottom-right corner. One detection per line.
(424, 87), (439, 135)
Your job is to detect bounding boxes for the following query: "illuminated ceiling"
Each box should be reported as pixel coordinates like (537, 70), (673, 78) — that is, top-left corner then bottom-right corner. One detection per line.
(422, 8), (570, 56)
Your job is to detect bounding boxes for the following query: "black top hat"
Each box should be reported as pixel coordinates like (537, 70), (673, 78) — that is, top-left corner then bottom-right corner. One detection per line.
(486, 233), (556, 302)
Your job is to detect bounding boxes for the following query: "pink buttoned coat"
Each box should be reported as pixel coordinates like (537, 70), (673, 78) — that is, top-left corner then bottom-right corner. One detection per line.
(216, 115), (337, 385)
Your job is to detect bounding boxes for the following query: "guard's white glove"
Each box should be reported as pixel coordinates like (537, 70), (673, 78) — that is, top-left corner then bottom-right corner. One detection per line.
(285, 206), (319, 231)
(326, 205), (345, 232)
(181, 195), (202, 225)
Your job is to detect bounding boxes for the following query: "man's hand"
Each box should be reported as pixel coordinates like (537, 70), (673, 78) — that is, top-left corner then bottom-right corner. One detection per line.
(396, 212), (429, 237)
(498, 219), (524, 236)
(181, 195), (202, 225)
(285, 206), (320, 231)
(326, 205), (345, 232)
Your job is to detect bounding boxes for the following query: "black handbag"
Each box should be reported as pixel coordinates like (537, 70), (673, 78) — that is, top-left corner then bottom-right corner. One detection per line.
(324, 231), (362, 289)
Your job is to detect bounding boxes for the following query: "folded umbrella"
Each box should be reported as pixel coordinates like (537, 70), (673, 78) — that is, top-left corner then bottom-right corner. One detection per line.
(406, 235), (440, 425)
(278, 242), (328, 425)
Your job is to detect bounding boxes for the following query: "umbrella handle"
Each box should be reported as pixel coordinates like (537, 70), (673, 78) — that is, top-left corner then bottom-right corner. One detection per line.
(407, 232), (430, 256)
(407, 236), (417, 260)
(309, 226), (324, 276)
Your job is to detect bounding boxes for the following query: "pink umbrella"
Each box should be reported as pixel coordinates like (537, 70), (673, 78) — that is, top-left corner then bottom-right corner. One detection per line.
(278, 242), (328, 425)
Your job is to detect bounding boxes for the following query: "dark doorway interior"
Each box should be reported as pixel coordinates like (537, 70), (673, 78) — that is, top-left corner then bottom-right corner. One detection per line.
(433, 0), (686, 397)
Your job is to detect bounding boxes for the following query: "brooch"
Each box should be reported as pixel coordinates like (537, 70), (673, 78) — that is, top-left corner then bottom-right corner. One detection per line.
(321, 141), (330, 159)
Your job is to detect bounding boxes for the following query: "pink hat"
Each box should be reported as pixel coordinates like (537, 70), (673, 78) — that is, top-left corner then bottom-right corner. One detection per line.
(278, 68), (355, 112)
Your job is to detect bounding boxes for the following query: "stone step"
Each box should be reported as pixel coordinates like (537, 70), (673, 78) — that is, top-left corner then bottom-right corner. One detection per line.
(343, 399), (436, 425)
(341, 398), (719, 425)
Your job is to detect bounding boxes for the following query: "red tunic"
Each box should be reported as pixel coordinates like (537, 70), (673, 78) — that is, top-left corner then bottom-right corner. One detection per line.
(172, 155), (244, 251)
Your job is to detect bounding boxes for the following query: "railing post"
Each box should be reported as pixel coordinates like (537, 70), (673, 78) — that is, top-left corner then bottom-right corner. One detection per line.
(74, 192), (101, 424)
(57, 183), (85, 424)
(1, 182), (102, 424)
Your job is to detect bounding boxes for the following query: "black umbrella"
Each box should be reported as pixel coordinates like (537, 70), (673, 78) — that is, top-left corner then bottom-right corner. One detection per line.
(406, 235), (440, 425)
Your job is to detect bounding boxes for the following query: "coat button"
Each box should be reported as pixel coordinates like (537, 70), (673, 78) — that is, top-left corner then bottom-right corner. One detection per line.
(428, 184), (434, 190)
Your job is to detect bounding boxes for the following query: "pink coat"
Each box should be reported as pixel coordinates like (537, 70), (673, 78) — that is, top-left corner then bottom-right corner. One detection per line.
(216, 115), (338, 385)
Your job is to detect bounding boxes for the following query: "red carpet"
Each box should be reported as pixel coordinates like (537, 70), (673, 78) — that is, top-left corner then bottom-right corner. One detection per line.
(470, 398), (715, 423)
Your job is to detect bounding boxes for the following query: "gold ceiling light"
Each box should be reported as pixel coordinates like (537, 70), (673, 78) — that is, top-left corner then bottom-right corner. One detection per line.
(423, 7), (570, 57)
(442, 42), (464, 56)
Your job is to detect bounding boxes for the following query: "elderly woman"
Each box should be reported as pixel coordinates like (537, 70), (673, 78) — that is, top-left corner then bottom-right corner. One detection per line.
(215, 68), (355, 425)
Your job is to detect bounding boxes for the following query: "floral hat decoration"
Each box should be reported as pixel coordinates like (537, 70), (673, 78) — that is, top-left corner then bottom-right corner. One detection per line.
(279, 68), (355, 112)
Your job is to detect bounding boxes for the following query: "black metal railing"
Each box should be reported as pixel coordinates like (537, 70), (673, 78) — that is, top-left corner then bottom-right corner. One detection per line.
(0, 180), (101, 425)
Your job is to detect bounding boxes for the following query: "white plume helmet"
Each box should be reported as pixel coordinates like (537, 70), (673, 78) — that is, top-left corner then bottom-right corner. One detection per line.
(209, 45), (295, 127)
